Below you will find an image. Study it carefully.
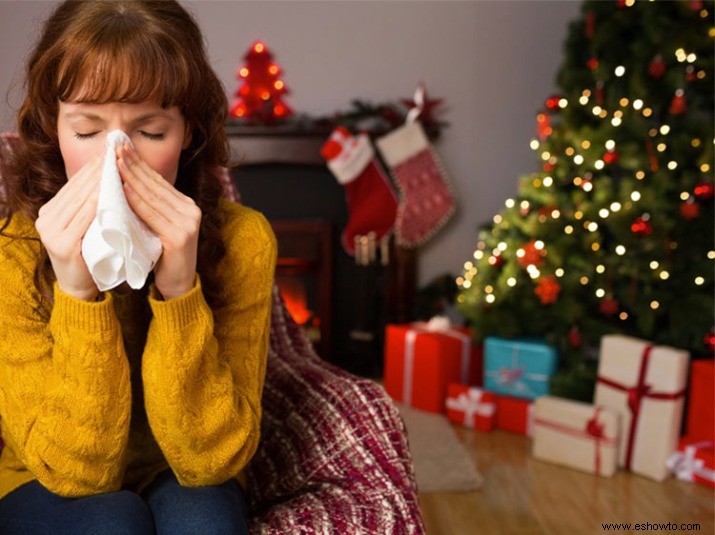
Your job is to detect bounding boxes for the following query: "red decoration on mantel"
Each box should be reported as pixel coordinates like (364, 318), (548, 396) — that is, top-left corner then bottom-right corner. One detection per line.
(230, 40), (293, 124)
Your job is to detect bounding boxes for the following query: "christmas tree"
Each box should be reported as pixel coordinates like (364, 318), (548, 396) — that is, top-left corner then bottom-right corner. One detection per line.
(230, 40), (293, 124)
(456, 0), (714, 401)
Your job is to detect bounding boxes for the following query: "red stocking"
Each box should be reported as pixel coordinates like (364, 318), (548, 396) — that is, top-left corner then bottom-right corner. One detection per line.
(376, 121), (455, 248)
(321, 127), (398, 255)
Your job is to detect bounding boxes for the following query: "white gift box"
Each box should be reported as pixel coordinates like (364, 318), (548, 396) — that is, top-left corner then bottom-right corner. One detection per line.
(594, 334), (689, 481)
(533, 396), (619, 477)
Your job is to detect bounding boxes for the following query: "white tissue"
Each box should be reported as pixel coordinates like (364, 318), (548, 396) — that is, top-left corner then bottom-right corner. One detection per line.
(81, 130), (163, 292)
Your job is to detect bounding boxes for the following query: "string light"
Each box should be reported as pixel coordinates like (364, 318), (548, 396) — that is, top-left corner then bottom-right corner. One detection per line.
(592, 106), (602, 116)
(498, 242), (508, 251)
(650, 261), (659, 270)
(574, 155), (585, 165)
(708, 251), (715, 260)
(493, 215), (502, 224)
(605, 140), (616, 150)
(615, 66), (626, 77)
(464, 261), (473, 270)
(701, 164), (710, 172)
(486, 294), (495, 304)
(596, 289), (605, 298)
(555, 268), (565, 277)
(610, 202), (622, 212)
(631, 191), (641, 201)
(643, 108), (653, 117)
(564, 225), (574, 234)
(633, 99), (644, 110)
(660, 125), (670, 135)
(616, 245), (626, 255)
(485, 285), (493, 294)
(619, 312), (629, 320)
(596, 265), (605, 273)
(591, 242), (600, 251)
(456, 276), (464, 286)
(657, 143), (667, 152)
(582, 140), (591, 149)
(580, 277), (589, 285)
(636, 171), (646, 180)
(474, 250), (484, 260)
(650, 301), (660, 310)
(595, 159), (605, 169)
(660, 271), (670, 280)
(507, 277), (517, 287)
(543, 176), (554, 187)
(599, 208), (610, 218)
(587, 222), (599, 232)
(530, 139), (540, 150)
(695, 277), (705, 286)
(505, 198), (515, 208)
(463, 280), (472, 289)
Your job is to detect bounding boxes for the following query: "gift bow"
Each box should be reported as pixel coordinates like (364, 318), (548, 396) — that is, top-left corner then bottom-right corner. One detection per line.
(666, 441), (715, 484)
(402, 316), (471, 407)
(445, 389), (495, 427)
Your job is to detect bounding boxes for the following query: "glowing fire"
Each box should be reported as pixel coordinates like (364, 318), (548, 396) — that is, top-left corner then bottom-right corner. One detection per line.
(277, 277), (313, 325)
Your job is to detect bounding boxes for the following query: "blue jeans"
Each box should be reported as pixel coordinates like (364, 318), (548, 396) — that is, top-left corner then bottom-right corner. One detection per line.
(0, 469), (249, 534)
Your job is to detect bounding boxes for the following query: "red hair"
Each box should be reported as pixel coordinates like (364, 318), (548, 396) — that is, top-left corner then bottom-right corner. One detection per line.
(1, 0), (230, 308)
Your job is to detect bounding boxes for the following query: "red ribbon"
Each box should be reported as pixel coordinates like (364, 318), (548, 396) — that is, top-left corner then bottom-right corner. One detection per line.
(534, 407), (616, 475)
(597, 345), (685, 471)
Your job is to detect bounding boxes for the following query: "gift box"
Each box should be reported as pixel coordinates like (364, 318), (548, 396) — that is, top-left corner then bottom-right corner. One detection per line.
(383, 317), (483, 413)
(594, 334), (690, 481)
(685, 360), (714, 442)
(445, 384), (496, 431)
(495, 394), (534, 436)
(666, 437), (714, 489)
(484, 337), (558, 400)
(532, 396), (619, 477)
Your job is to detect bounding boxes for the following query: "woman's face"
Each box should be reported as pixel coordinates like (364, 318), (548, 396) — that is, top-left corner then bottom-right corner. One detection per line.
(57, 100), (191, 185)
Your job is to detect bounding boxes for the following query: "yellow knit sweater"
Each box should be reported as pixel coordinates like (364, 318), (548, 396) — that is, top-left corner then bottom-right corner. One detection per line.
(0, 198), (277, 500)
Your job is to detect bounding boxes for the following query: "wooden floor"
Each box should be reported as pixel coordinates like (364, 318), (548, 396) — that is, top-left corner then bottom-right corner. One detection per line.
(418, 427), (715, 535)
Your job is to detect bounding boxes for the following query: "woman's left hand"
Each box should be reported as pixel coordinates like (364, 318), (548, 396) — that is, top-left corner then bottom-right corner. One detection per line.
(117, 143), (202, 300)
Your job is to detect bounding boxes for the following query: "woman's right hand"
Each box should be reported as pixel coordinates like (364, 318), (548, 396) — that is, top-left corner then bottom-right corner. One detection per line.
(35, 153), (103, 301)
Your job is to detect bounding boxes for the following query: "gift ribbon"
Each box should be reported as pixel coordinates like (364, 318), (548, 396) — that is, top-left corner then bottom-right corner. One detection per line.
(486, 344), (551, 397)
(597, 345), (686, 471)
(445, 389), (496, 428)
(534, 407), (616, 475)
(666, 441), (715, 484)
(402, 317), (471, 407)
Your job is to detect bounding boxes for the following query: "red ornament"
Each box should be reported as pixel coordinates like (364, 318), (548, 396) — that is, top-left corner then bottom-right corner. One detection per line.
(603, 151), (620, 164)
(488, 255), (504, 268)
(587, 57), (599, 71)
(599, 298), (619, 316)
(681, 200), (700, 220)
(517, 241), (546, 268)
(694, 181), (714, 201)
(230, 40), (293, 124)
(536, 113), (553, 140)
(686, 66), (697, 82)
(581, 178), (592, 191)
(704, 331), (715, 354)
(535, 276), (560, 305)
(545, 95), (562, 111)
(568, 326), (582, 348)
(631, 217), (653, 237)
(669, 92), (687, 115)
(649, 56), (666, 79)
(691, 0), (703, 10)
(542, 162), (556, 172)
(616, 0), (627, 7)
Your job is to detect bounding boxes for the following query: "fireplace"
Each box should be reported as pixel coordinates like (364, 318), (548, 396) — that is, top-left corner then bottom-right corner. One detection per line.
(227, 124), (416, 376)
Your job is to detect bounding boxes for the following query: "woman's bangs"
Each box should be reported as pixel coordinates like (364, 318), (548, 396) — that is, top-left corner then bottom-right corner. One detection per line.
(56, 38), (188, 107)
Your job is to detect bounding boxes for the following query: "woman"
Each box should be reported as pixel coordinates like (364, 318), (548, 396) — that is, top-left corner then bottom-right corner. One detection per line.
(0, 1), (276, 533)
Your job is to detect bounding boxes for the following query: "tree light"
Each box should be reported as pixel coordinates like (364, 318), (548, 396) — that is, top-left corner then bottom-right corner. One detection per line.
(616, 245), (626, 255)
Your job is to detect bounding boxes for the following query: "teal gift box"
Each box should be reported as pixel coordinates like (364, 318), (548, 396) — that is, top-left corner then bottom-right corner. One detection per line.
(484, 337), (558, 400)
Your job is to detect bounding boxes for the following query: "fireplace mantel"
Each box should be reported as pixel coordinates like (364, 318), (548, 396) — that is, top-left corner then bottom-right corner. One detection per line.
(225, 122), (328, 165)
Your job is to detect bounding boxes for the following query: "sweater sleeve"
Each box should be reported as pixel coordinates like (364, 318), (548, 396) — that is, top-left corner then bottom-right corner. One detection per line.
(142, 209), (277, 487)
(0, 250), (132, 497)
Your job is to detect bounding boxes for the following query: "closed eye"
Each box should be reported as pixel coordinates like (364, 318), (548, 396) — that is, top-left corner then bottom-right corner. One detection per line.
(73, 131), (165, 141)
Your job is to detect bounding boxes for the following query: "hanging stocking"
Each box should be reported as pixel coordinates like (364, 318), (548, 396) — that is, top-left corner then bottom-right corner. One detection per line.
(376, 117), (456, 248)
(321, 127), (398, 256)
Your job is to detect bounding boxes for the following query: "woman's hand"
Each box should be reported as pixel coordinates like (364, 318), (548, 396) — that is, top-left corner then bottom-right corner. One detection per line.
(117, 143), (202, 300)
(35, 153), (103, 301)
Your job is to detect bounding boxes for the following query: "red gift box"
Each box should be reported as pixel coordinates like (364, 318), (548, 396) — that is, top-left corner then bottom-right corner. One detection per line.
(667, 437), (714, 489)
(446, 384), (495, 431)
(496, 394), (534, 436)
(383, 318), (483, 414)
(686, 360), (714, 442)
